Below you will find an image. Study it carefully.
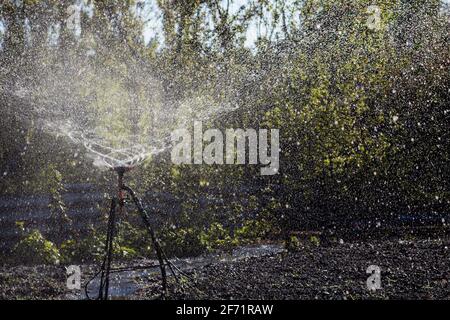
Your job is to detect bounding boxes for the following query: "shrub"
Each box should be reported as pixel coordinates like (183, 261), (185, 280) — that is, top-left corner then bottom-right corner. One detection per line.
(310, 235), (321, 247)
(200, 223), (238, 252)
(114, 221), (153, 259)
(234, 219), (272, 243)
(285, 235), (301, 252)
(160, 227), (205, 257)
(13, 229), (61, 265)
(58, 226), (105, 263)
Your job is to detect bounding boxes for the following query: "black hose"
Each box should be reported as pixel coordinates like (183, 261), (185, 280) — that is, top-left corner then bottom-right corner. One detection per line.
(122, 185), (168, 298)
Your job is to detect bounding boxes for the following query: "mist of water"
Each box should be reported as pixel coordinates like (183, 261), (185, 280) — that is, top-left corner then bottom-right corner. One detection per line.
(8, 44), (237, 170)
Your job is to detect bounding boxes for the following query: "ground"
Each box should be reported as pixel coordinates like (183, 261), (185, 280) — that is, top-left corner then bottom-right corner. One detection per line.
(140, 239), (450, 300)
(0, 238), (448, 300)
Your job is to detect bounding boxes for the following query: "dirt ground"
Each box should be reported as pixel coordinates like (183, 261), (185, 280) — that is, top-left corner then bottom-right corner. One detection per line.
(1, 238), (448, 300)
(138, 239), (450, 300)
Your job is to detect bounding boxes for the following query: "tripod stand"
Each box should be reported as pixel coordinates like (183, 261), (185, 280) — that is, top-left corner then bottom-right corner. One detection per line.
(94, 166), (170, 300)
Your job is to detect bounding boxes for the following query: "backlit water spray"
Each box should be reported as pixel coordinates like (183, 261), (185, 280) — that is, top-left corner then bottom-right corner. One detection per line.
(9, 45), (237, 169)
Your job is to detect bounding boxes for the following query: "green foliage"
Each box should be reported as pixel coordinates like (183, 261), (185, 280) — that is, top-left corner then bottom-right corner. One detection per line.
(200, 223), (238, 252)
(44, 164), (71, 242)
(113, 221), (153, 259)
(285, 235), (301, 252)
(13, 229), (61, 265)
(59, 222), (152, 264)
(58, 226), (105, 263)
(59, 239), (78, 264)
(309, 236), (321, 247)
(234, 219), (273, 243)
(160, 227), (206, 257)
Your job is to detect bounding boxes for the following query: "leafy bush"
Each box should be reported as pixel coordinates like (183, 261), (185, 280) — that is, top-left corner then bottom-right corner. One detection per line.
(59, 223), (147, 263)
(285, 235), (301, 252)
(114, 221), (153, 259)
(309, 236), (321, 247)
(13, 229), (61, 265)
(58, 226), (106, 263)
(160, 227), (206, 257)
(200, 223), (238, 252)
(59, 239), (78, 264)
(234, 219), (273, 243)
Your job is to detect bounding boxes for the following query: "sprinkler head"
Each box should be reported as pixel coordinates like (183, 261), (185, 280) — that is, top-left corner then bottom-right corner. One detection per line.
(112, 166), (134, 204)
(112, 165), (134, 190)
(113, 165), (134, 176)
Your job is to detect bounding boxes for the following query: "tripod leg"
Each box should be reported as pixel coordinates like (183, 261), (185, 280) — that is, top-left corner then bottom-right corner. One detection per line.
(122, 186), (167, 299)
(99, 198), (117, 300)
